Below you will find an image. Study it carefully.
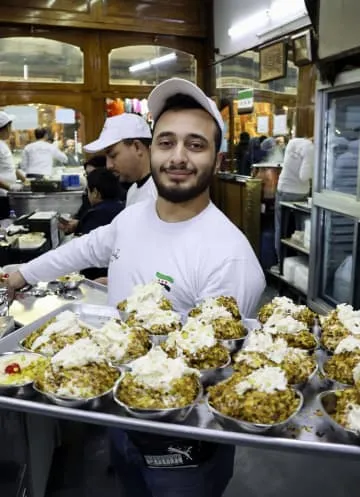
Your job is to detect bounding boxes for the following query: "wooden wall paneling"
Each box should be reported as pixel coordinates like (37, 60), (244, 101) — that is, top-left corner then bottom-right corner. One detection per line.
(0, 0), (207, 37)
(296, 64), (317, 138)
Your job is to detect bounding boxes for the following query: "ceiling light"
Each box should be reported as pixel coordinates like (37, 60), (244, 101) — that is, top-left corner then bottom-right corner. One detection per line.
(129, 52), (177, 73)
(228, 11), (268, 39)
(269, 0), (306, 22)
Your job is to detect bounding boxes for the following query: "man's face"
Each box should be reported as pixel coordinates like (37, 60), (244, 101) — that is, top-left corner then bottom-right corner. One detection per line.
(106, 141), (139, 182)
(151, 108), (220, 203)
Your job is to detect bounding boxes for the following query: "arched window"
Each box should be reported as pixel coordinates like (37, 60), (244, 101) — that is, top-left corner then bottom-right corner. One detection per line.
(109, 45), (196, 85)
(0, 37), (84, 83)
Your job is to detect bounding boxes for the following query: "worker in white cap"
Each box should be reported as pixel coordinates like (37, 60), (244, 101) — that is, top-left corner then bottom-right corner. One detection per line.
(0, 111), (26, 217)
(7, 78), (265, 497)
(84, 113), (157, 206)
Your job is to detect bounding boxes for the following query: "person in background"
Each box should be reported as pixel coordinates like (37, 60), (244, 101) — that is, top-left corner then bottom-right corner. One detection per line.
(274, 136), (314, 262)
(246, 137), (267, 169)
(20, 127), (68, 178)
(0, 111), (26, 219)
(83, 113), (157, 206)
(75, 168), (124, 280)
(58, 155), (114, 234)
(234, 131), (250, 174)
(260, 137), (285, 163)
(64, 139), (81, 166)
(6, 77), (265, 497)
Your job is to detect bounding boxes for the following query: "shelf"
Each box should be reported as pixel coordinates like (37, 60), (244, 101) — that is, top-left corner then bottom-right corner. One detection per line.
(280, 201), (311, 214)
(267, 267), (307, 296)
(281, 238), (310, 255)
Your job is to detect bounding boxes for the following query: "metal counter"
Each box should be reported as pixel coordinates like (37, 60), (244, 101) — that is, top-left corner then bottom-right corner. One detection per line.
(8, 190), (83, 217)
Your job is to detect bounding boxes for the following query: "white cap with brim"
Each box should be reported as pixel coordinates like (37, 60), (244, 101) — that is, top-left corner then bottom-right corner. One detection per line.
(83, 113), (152, 153)
(0, 111), (15, 128)
(148, 78), (224, 141)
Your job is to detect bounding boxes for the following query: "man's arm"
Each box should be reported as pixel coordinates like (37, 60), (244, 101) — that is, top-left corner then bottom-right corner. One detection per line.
(7, 218), (118, 293)
(198, 257), (266, 319)
(52, 146), (68, 164)
(299, 142), (314, 183)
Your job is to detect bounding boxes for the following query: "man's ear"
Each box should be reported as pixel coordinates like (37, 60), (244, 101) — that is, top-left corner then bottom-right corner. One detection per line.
(214, 152), (223, 174)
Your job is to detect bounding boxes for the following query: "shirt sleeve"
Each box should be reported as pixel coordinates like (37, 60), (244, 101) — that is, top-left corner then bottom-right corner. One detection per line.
(20, 219), (118, 285)
(299, 142), (314, 182)
(197, 257), (266, 319)
(52, 146), (68, 164)
(21, 148), (29, 173)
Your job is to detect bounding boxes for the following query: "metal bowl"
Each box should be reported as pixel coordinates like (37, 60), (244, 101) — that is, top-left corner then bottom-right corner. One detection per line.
(292, 363), (319, 390)
(317, 357), (353, 390)
(0, 351), (44, 396)
(18, 337), (53, 357)
(57, 274), (85, 290)
(199, 356), (232, 387)
(113, 376), (203, 422)
(219, 328), (249, 354)
(207, 389), (304, 434)
(32, 382), (115, 409)
(317, 390), (360, 441)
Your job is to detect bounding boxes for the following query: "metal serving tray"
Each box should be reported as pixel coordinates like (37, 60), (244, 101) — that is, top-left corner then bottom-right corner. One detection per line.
(0, 305), (360, 459)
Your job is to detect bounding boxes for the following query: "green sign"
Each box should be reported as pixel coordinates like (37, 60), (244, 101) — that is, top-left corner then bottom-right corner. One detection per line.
(237, 88), (254, 113)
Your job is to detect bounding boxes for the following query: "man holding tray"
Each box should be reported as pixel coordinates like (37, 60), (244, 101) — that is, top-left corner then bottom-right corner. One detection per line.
(7, 78), (265, 497)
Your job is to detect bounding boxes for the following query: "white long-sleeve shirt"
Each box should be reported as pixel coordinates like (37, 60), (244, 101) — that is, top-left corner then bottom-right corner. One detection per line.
(278, 138), (314, 195)
(21, 140), (68, 177)
(0, 140), (16, 196)
(21, 200), (265, 319)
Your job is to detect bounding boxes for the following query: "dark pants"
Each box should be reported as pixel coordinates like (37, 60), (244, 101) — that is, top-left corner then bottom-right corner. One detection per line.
(110, 430), (235, 497)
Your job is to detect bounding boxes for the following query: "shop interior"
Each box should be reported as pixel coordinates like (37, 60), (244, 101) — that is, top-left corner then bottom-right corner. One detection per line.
(1, 1), (360, 497)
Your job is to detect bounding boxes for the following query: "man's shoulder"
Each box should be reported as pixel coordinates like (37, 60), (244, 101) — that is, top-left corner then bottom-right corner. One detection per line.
(117, 198), (154, 220)
(202, 203), (251, 248)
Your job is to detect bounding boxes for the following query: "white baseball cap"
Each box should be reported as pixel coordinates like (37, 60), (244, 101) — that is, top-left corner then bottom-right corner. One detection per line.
(148, 78), (224, 140)
(84, 113), (152, 153)
(0, 111), (14, 128)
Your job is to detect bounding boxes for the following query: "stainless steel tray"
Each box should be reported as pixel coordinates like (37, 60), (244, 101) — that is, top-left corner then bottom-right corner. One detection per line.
(8, 278), (108, 327)
(0, 306), (360, 458)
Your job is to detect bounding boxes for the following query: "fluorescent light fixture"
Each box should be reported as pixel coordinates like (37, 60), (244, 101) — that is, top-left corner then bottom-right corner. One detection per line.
(269, 0), (307, 21)
(228, 11), (268, 39)
(151, 52), (177, 65)
(23, 64), (28, 80)
(129, 61), (151, 73)
(129, 52), (177, 73)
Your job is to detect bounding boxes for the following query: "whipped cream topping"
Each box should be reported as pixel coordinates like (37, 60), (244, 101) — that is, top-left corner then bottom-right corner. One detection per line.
(263, 315), (305, 335)
(128, 347), (199, 390)
(352, 363), (360, 384)
(347, 404), (360, 433)
(31, 310), (85, 351)
(243, 332), (303, 364)
(136, 306), (181, 329)
(166, 318), (217, 354)
(272, 297), (305, 314)
(125, 281), (166, 313)
(90, 320), (131, 362)
(235, 366), (288, 395)
(51, 338), (103, 370)
(193, 297), (232, 322)
(335, 336), (360, 355)
(336, 304), (360, 335)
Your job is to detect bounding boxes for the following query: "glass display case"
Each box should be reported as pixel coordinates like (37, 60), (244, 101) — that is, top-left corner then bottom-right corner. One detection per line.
(308, 69), (360, 313)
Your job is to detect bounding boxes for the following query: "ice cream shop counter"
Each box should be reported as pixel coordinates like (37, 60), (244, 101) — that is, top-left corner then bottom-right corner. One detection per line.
(8, 190), (83, 217)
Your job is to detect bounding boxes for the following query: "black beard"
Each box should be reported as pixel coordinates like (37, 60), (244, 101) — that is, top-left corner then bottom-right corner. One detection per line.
(151, 161), (216, 203)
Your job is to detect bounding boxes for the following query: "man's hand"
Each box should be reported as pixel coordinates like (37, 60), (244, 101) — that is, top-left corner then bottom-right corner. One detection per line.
(6, 271), (27, 302)
(58, 218), (79, 234)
